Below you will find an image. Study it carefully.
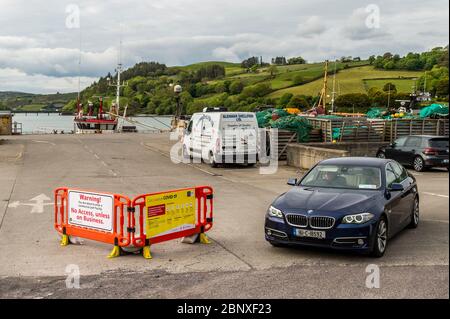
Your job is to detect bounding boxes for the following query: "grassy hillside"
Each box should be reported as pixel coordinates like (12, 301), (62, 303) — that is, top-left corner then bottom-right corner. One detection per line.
(0, 91), (77, 111)
(268, 66), (423, 97)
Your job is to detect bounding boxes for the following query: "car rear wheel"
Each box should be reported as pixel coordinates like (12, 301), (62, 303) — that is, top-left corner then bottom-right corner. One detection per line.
(376, 151), (386, 159)
(371, 217), (388, 257)
(408, 197), (420, 228)
(413, 156), (426, 172)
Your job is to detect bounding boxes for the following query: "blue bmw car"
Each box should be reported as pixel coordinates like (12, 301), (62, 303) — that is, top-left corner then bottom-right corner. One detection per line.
(265, 157), (419, 257)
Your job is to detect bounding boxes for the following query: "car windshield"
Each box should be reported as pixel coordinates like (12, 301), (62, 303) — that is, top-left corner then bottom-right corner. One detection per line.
(300, 165), (382, 190)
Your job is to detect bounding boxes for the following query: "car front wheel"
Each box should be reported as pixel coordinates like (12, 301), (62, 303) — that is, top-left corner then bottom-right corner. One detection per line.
(408, 197), (420, 228)
(371, 217), (388, 257)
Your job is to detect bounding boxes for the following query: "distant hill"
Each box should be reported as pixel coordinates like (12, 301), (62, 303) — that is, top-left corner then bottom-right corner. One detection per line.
(5, 47), (446, 115)
(0, 91), (77, 111)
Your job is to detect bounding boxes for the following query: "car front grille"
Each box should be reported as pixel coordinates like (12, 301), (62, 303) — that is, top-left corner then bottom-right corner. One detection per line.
(285, 214), (335, 229)
(310, 216), (335, 229)
(286, 214), (308, 227)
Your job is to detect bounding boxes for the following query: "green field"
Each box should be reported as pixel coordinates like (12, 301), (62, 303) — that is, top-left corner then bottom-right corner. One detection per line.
(268, 66), (424, 98)
(16, 104), (46, 111)
(363, 78), (419, 93)
(221, 60), (369, 90)
(171, 61), (241, 73)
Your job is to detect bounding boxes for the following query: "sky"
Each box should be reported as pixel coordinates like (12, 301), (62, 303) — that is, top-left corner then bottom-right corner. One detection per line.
(0, 0), (448, 94)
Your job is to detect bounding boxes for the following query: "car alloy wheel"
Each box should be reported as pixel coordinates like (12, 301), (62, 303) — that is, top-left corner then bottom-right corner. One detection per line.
(409, 197), (420, 228)
(413, 156), (425, 172)
(371, 218), (388, 257)
(377, 220), (387, 253)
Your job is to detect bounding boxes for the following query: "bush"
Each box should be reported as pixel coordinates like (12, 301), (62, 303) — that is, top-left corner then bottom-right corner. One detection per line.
(287, 95), (310, 109)
(292, 74), (305, 86)
(240, 83), (271, 99)
(229, 80), (244, 95)
(335, 93), (371, 111)
(278, 93), (293, 108)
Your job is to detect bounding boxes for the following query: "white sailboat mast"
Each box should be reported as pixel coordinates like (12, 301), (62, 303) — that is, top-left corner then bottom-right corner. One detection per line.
(331, 60), (337, 113)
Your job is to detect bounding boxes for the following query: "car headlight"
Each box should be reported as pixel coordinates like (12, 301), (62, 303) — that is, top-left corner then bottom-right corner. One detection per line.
(268, 206), (283, 218)
(342, 213), (374, 224)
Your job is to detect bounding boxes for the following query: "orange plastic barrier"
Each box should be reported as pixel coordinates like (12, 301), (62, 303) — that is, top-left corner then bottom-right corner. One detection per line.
(54, 186), (214, 259)
(54, 187), (132, 258)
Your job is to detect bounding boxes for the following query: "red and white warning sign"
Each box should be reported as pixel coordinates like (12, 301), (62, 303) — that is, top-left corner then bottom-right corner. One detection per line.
(68, 190), (114, 232)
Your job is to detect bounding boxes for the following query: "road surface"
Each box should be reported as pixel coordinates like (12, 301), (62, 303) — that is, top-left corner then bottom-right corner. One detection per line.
(0, 134), (448, 298)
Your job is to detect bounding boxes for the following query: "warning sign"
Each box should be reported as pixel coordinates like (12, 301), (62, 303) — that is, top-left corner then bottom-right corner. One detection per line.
(145, 188), (196, 238)
(68, 190), (114, 232)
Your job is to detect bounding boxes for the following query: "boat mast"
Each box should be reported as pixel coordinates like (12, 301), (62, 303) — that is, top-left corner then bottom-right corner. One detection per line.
(331, 60), (337, 113)
(116, 36), (122, 113)
(316, 60), (329, 111)
(77, 26), (82, 115)
(108, 36), (127, 119)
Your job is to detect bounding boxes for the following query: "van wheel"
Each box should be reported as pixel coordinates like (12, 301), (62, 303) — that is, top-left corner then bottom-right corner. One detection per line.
(182, 145), (191, 159)
(209, 152), (218, 168)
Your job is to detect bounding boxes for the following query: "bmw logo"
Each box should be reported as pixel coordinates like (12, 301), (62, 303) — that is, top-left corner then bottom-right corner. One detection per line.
(307, 210), (314, 215)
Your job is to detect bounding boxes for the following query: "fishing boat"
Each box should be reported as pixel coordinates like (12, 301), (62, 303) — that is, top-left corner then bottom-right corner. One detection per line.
(74, 97), (118, 134)
(73, 34), (125, 134)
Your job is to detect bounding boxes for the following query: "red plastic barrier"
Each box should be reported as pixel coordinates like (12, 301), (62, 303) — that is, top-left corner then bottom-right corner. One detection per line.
(54, 186), (214, 259)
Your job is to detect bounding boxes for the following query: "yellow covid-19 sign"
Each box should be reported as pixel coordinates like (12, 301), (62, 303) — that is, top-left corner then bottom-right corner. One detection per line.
(145, 188), (196, 238)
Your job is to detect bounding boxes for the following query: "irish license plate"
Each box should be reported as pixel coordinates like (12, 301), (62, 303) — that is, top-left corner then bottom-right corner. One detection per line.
(294, 229), (326, 239)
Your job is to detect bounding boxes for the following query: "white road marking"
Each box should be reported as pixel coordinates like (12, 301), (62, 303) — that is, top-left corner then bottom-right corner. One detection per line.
(8, 194), (52, 214)
(422, 192), (449, 198)
(422, 219), (449, 224)
(32, 140), (56, 146)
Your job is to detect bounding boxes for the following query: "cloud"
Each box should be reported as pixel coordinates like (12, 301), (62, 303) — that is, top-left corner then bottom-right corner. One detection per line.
(297, 16), (327, 38)
(0, 0), (448, 93)
(0, 68), (97, 94)
(212, 47), (241, 62)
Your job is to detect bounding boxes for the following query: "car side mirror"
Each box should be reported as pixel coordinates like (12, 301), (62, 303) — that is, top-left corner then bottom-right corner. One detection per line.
(287, 178), (298, 186)
(389, 183), (404, 191)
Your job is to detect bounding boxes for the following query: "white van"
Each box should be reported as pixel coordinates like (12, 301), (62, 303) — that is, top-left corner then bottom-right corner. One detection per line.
(182, 110), (259, 167)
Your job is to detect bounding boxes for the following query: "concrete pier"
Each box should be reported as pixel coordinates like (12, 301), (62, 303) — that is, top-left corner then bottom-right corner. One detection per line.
(0, 134), (448, 298)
